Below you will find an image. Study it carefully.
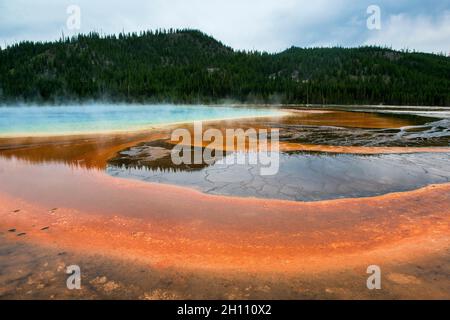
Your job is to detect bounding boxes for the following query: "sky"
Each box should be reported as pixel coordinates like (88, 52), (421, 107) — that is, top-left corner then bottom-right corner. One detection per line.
(0, 0), (449, 54)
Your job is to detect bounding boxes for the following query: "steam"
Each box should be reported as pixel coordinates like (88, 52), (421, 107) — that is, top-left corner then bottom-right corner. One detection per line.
(0, 103), (282, 137)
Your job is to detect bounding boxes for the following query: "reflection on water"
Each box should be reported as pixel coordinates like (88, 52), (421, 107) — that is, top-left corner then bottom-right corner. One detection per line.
(0, 133), (164, 170)
(107, 152), (450, 201)
(103, 108), (450, 201)
(1, 106), (449, 202)
(108, 139), (231, 173)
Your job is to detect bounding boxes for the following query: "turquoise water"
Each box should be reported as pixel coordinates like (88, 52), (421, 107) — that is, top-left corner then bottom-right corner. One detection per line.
(0, 104), (282, 137)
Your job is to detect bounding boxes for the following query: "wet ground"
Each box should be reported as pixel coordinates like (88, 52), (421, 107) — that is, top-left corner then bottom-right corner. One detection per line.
(276, 117), (450, 147)
(1, 235), (449, 300)
(0, 105), (449, 300)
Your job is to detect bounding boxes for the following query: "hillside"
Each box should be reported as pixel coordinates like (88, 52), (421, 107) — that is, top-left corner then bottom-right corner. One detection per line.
(0, 29), (449, 106)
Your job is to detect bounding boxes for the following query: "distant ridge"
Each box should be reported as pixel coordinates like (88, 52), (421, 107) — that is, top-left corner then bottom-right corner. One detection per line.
(0, 29), (449, 106)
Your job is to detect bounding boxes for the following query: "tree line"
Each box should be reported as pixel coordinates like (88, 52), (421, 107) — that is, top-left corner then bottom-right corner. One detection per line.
(0, 29), (449, 106)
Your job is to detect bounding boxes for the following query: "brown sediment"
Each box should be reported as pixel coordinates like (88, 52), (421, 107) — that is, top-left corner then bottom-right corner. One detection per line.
(225, 108), (420, 129)
(0, 109), (448, 279)
(0, 109), (443, 170)
(279, 142), (450, 154)
(0, 157), (449, 274)
(1, 234), (447, 300)
(2, 131), (449, 171)
(166, 138), (450, 155)
(278, 109), (418, 128)
(0, 131), (171, 170)
(0, 125), (449, 299)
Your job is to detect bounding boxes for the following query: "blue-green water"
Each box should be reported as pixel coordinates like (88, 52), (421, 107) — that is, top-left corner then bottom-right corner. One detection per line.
(0, 104), (282, 137)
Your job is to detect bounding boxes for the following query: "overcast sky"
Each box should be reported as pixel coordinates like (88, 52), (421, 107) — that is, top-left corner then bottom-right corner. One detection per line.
(0, 0), (449, 54)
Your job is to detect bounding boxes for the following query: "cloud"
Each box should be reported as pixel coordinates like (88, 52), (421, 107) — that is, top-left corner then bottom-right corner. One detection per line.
(365, 11), (450, 54)
(0, 0), (449, 53)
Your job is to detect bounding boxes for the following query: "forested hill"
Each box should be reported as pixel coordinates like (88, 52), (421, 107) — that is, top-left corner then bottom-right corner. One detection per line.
(1, 29), (449, 106)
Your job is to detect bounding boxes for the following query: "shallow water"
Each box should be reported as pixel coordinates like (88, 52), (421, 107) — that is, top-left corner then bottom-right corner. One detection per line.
(107, 152), (450, 201)
(0, 104), (282, 137)
(1, 105), (449, 202)
(276, 117), (450, 147)
(1, 105), (450, 300)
